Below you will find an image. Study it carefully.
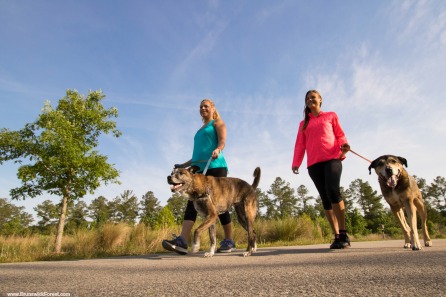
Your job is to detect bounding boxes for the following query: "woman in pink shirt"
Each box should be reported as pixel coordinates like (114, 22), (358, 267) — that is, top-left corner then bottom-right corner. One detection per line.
(292, 90), (351, 249)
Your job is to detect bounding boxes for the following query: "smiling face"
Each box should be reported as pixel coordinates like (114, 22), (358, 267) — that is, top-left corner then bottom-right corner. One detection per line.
(305, 91), (322, 110)
(199, 100), (215, 122)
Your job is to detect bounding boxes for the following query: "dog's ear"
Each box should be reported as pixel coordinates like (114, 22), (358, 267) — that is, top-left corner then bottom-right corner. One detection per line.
(397, 156), (408, 167)
(188, 165), (200, 174)
(368, 158), (378, 175)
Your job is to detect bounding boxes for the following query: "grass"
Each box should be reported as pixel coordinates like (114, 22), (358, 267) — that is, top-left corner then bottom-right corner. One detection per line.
(1, 217), (443, 263)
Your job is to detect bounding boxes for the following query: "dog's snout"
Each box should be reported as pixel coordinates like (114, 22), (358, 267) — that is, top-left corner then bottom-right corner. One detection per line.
(167, 176), (172, 183)
(385, 166), (393, 174)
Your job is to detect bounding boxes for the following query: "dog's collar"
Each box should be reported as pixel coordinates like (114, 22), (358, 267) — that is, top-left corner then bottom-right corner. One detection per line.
(191, 186), (212, 200)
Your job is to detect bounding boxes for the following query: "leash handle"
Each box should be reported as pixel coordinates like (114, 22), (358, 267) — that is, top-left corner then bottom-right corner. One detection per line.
(202, 155), (213, 175)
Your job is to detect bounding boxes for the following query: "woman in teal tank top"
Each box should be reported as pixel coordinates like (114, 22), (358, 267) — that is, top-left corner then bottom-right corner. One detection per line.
(162, 99), (235, 255)
(191, 119), (228, 172)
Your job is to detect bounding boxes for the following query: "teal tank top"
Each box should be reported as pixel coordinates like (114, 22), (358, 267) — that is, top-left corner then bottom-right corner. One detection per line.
(191, 120), (228, 172)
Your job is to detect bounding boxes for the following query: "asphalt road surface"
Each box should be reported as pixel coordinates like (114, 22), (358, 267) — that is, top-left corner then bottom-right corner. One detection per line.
(1, 239), (445, 297)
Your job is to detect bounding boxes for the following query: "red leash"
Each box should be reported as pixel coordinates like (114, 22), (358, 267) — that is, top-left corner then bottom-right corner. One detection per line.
(348, 148), (372, 163)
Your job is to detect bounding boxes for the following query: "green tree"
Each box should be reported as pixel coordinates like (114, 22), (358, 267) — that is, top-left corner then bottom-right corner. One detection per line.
(427, 176), (446, 214)
(347, 179), (385, 232)
(34, 199), (59, 234)
(267, 177), (297, 218)
(0, 89), (121, 253)
(155, 206), (176, 229)
(140, 191), (162, 227)
(257, 188), (275, 219)
(110, 190), (139, 224)
(89, 196), (111, 227)
(0, 198), (33, 235)
(295, 185), (315, 217)
(165, 192), (186, 225)
(65, 201), (89, 232)
(347, 208), (369, 236)
(379, 209), (403, 237)
(340, 186), (354, 213)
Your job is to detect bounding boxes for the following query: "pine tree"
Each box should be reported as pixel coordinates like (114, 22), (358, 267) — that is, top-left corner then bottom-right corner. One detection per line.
(140, 191), (162, 227)
(347, 179), (385, 233)
(110, 190), (139, 224)
(267, 177), (298, 218)
(89, 196), (111, 227)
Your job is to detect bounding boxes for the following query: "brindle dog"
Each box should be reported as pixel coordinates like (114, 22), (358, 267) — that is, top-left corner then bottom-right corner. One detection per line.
(167, 166), (261, 257)
(369, 155), (432, 250)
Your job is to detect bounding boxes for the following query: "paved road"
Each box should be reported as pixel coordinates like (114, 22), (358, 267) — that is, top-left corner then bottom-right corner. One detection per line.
(1, 239), (445, 297)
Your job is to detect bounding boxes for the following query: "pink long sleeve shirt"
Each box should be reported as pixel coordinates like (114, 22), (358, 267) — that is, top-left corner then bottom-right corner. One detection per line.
(292, 111), (348, 169)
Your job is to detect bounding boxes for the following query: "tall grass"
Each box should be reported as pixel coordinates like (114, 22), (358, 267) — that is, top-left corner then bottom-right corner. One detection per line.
(0, 217), (327, 263)
(1, 217), (442, 263)
(0, 235), (54, 263)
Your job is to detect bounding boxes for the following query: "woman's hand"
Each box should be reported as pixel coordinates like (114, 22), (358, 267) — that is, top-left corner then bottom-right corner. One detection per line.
(292, 166), (299, 174)
(212, 148), (221, 159)
(340, 143), (350, 159)
(341, 143), (350, 153)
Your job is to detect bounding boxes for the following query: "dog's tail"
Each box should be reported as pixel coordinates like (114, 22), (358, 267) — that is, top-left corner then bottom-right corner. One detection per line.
(251, 167), (261, 189)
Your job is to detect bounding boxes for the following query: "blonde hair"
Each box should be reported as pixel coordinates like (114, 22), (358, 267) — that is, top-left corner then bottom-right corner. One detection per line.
(302, 90), (322, 130)
(200, 99), (220, 123)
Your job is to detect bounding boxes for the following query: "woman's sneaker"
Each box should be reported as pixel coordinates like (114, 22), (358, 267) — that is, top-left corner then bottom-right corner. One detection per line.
(330, 234), (351, 249)
(340, 233), (351, 248)
(162, 235), (188, 255)
(330, 237), (344, 249)
(216, 239), (236, 253)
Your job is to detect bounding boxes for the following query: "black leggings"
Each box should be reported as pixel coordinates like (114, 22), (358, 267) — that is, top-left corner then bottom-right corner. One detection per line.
(183, 167), (231, 225)
(308, 159), (343, 210)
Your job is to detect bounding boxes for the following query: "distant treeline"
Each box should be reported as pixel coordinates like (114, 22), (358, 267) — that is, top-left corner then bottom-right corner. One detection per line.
(1, 175), (445, 238)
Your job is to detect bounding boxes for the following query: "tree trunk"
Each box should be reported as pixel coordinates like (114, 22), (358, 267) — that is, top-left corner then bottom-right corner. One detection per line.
(54, 195), (68, 253)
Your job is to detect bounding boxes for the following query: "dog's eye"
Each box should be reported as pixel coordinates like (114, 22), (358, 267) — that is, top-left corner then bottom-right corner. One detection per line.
(389, 159), (396, 164)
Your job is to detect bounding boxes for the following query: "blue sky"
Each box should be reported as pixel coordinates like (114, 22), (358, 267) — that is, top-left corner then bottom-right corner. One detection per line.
(1, 0), (445, 220)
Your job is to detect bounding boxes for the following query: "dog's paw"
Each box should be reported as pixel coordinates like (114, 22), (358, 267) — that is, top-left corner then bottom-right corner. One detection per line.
(242, 249), (254, 257)
(204, 252), (214, 258)
(425, 241), (433, 247)
(403, 243), (411, 249)
(411, 245), (423, 251)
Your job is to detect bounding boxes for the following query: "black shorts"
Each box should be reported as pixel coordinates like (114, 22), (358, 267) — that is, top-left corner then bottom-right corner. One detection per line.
(183, 167), (231, 225)
(308, 159), (343, 210)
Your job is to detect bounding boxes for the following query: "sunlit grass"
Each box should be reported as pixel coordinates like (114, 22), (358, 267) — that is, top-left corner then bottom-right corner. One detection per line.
(1, 218), (444, 263)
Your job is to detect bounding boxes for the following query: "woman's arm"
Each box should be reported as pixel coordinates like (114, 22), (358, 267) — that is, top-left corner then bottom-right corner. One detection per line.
(213, 118), (226, 159)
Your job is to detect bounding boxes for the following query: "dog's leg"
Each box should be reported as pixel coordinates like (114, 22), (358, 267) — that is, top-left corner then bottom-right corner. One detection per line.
(234, 204), (250, 256)
(204, 224), (216, 258)
(414, 197), (432, 247)
(191, 231), (201, 253)
(192, 212), (218, 256)
(236, 196), (257, 257)
(403, 200), (423, 250)
(392, 207), (412, 248)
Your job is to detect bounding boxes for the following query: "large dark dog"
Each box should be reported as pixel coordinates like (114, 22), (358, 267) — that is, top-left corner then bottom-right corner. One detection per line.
(368, 155), (432, 250)
(167, 166), (261, 257)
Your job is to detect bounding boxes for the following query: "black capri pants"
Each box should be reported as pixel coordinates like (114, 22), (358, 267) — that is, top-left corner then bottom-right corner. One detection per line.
(308, 159), (343, 210)
(183, 167), (231, 225)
